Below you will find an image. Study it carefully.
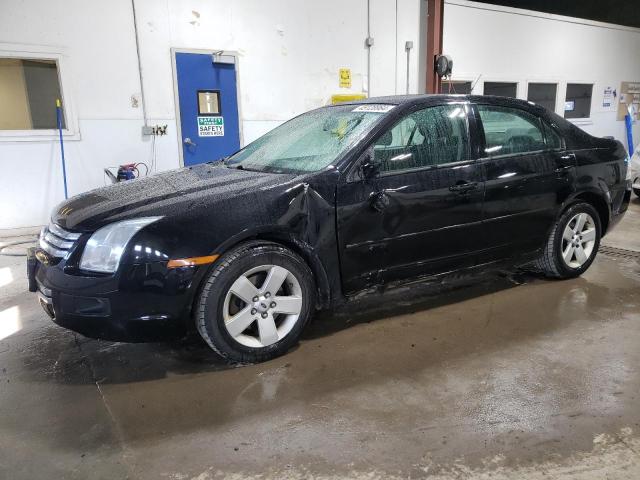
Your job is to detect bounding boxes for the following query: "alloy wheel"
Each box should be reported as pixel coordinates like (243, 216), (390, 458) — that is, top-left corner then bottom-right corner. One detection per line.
(561, 212), (597, 269)
(222, 265), (303, 348)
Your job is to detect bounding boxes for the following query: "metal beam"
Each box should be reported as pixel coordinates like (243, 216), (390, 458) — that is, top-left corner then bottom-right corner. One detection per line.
(425, 0), (444, 94)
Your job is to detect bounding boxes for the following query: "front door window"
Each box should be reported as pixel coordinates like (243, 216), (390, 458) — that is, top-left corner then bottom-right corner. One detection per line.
(372, 104), (470, 174)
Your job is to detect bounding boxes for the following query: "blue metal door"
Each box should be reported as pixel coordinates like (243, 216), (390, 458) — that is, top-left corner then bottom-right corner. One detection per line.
(175, 52), (241, 166)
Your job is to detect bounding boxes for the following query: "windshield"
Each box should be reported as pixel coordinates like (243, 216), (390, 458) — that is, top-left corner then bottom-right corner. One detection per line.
(225, 104), (393, 174)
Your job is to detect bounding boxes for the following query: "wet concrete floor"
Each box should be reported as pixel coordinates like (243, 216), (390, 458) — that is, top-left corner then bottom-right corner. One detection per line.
(1, 199), (640, 479)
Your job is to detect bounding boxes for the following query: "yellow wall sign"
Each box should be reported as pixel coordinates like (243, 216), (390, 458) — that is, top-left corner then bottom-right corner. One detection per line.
(331, 93), (367, 104)
(339, 68), (351, 88)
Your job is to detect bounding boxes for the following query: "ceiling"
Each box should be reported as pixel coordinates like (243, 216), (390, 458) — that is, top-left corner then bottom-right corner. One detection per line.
(472, 0), (640, 28)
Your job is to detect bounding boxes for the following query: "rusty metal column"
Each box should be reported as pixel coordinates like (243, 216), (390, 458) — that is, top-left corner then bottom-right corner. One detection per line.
(425, 0), (444, 94)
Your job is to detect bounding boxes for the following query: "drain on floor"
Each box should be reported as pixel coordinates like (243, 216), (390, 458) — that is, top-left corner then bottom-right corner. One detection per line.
(599, 245), (640, 260)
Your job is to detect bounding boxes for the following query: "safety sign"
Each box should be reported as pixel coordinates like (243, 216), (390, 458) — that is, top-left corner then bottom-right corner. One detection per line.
(339, 68), (352, 88)
(198, 116), (224, 137)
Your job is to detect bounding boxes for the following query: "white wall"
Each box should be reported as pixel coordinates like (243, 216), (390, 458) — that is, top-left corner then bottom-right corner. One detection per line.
(4, 0), (639, 230)
(0, 0), (422, 229)
(443, 0), (640, 143)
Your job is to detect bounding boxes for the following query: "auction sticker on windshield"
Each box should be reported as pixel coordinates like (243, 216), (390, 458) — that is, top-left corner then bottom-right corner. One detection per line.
(352, 105), (395, 113)
(198, 116), (224, 137)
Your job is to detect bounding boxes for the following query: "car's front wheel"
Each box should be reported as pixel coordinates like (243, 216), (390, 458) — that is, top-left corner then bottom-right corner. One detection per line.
(195, 242), (315, 363)
(535, 202), (601, 279)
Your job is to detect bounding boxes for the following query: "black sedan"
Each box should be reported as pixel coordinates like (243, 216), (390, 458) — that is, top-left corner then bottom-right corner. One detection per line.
(29, 95), (631, 363)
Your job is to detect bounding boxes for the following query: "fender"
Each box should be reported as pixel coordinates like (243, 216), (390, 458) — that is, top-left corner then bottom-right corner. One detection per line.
(207, 226), (333, 309)
(557, 185), (611, 234)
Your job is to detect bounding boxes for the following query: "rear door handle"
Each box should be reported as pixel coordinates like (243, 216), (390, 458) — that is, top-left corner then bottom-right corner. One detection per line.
(554, 165), (574, 179)
(449, 181), (478, 193)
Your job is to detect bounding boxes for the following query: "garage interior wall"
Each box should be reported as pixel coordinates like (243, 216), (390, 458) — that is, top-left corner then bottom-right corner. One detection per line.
(443, 0), (640, 142)
(0, 0), (423, 230)
(1, 0), (640, 229)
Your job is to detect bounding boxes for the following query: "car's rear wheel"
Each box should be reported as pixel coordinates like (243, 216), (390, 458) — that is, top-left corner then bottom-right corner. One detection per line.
(535, 202), (601, 279)
(195, 242), (315, 363)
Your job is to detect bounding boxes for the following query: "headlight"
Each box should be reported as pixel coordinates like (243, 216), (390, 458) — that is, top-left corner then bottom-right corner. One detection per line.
(80, 217), (162, 273)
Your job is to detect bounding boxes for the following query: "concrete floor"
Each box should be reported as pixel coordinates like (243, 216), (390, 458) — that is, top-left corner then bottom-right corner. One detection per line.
(1, 199), (640, 480)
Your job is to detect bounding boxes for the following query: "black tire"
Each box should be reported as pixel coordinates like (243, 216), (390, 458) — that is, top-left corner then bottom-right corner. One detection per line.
(535, 202), (601, 279)
(195, 242), (315, 364)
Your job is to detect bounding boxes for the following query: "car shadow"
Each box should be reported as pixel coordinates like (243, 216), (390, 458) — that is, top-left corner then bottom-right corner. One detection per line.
(16, 269), (543, 385)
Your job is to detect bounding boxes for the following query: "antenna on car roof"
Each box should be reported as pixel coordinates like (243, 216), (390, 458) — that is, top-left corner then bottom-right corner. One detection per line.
(470, 74), (483, 93)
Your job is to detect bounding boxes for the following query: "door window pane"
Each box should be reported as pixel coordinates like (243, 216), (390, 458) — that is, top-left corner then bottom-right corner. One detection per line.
(564, 83), (593, 119)
(0, 58), (64, 130)
(483, 82), (517, 98)
(439, 81), (472, 94)
(527, 83), (557, 112)
(373, 105), (470, 173)
(542, 121), (562, 149)
(198, 90), (220, 115)
(478, 105), (545, 156)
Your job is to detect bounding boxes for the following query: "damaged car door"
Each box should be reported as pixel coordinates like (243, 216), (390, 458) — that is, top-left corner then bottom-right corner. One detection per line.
(336, 103), (485, 293)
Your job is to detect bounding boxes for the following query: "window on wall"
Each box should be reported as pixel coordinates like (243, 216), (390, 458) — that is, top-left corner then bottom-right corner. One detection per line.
(372, 105), (470, 173)
(483, 82), (517, 98)
(527, 83), (557, 112)
(564, 83), (593, 119)
(439, 81), (472, 94)
(198, 90), (220, 115)
(0, 58), (65, 130)
(478, 105), (545, 156)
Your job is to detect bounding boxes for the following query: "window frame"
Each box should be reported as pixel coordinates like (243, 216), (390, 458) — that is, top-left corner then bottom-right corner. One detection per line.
(439, 79), (474, 95)
(368, 102), (474, 179)
(0, 43), (79, 142)
(482, 80), (519, 99)
(196, 89), (222, 116)
(526, 81), (559, 114)
(563, 82), (594, 122)
(474, 103), (557, 160)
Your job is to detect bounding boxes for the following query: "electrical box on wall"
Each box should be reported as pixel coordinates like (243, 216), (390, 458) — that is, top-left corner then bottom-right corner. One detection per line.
(142, 125), (168, 136)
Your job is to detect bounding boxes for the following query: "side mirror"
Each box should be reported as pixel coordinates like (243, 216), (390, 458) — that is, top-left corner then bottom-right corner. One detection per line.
(361, 156), (378, 179)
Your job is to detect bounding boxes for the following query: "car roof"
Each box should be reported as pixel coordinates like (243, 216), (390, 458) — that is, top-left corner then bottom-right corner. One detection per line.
(340, 94), (539, 110)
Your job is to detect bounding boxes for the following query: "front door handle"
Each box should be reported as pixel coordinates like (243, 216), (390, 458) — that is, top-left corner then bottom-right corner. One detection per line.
(184, 137), (197, 147)
(369, 191), (390, 212)
(449, 181), (478, 193)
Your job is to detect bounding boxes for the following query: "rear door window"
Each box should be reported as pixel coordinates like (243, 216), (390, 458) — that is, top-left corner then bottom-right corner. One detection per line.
(542, 121), (563, 150)
(478, 105), (545, 156)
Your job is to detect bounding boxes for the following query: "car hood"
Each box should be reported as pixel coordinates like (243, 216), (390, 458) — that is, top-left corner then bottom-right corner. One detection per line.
(53, 163), (298, 231)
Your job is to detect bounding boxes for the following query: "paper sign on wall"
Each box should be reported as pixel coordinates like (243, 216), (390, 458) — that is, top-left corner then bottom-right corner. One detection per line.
(339, 68), (352, 88)
(602, 86), (615, 108)
(198, 116), (224, 136)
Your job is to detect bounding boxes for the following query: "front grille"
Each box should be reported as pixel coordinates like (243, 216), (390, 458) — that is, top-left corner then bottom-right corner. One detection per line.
(38, 223), (81, 259)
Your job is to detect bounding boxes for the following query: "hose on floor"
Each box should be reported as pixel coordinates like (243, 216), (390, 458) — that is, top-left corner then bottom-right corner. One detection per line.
(0, 237), (38, 257)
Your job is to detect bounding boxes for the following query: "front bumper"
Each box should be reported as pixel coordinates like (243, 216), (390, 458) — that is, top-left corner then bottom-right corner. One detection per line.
(27, 248), (202, 342)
